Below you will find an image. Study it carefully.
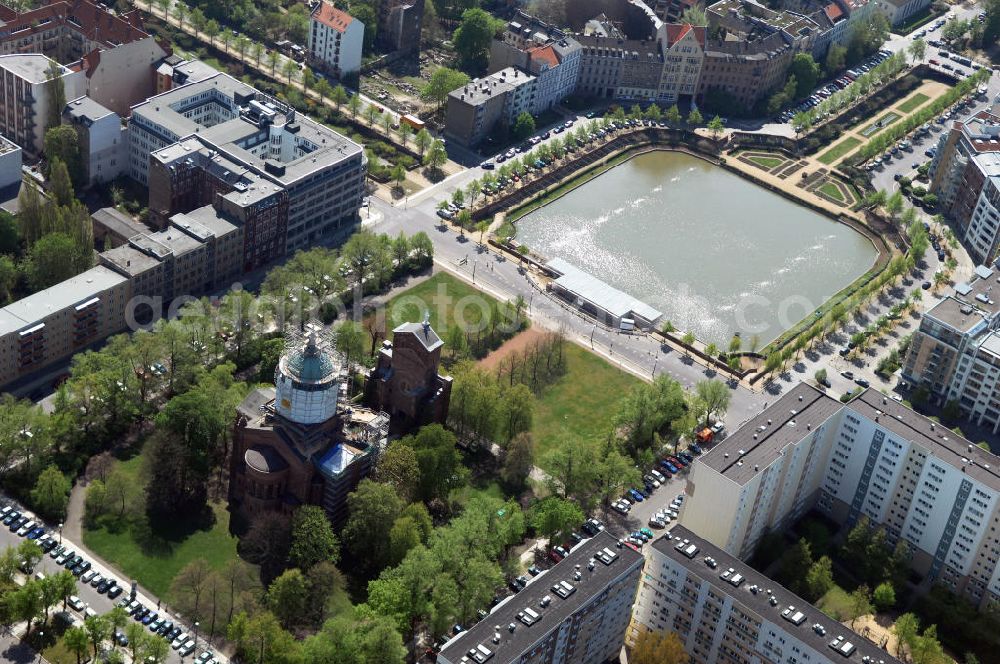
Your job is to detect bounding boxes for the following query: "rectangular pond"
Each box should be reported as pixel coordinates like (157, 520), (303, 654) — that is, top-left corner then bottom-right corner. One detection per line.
(515, 151), (878, 345)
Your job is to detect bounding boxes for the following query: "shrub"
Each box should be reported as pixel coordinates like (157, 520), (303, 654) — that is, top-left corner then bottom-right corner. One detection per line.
(873, 582), (896, 611)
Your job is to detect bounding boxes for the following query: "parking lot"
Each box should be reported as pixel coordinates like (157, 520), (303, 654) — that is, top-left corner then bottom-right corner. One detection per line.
(0, 498), (225, 663)
(779, 49), (897, 124)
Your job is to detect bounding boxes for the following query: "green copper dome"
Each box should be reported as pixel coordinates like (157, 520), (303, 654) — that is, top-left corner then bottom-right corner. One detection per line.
(285, 332), (335, 382)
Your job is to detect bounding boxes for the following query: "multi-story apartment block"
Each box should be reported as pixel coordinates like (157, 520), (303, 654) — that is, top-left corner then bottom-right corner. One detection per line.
(0, 54), (85, 156)
(632, 527), (904, 664)
(436, 530), (644, 664)
(0, 68), (366, 391)
(928, 111), (1000, 262)
(658, 24), (705, 104)
(63, 95), (127, 186)
(900, 262), (1000, 436)
(490, 11), (582, 112)
(129, 72), (365, 254)
(0, 135), (22, 196)
(99, 205), (244, 306)
(874, 0), (933, 27)
(0, 266), (130, 385)
(376, 0), (424, 53)
(682, 380), (1000, 609)
(0, 0), (168, 117)
(444, 67), (536, 148)
(308, 2), (364, 79)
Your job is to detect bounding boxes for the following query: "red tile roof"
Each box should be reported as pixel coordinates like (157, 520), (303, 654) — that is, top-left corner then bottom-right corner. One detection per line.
(665, 23), (706, 48)
(0, 0), (149, 48)
(312, 2), (354, 33)
(528, 44), (559, 68)
(824, 3), (845, 22)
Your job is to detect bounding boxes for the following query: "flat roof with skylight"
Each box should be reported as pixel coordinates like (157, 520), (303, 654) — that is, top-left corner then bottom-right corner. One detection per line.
(437, 530), (642, 664)
(656, 526), (903, 664)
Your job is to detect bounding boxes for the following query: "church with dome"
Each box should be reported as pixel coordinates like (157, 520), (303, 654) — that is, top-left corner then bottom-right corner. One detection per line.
(228, 327), (390, 526)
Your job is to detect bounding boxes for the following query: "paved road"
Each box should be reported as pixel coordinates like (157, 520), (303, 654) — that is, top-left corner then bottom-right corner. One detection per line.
(365, 186), (770, 429)
(0, 496), (225, 664)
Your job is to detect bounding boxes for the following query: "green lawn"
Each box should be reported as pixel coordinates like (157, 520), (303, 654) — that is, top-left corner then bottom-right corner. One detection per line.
(82, 447), (245, 600)
(450, 480), (505, 507)
(747, 154), (787, 170)
(817, 137), (862, 165)
(818, 181), (846, 202)
(532, 343), (639, 458)
(83, 501), (243, 601)
(898, 93), (930, 113)
(382, 271), (504, 334)
(817, 585), (854, 620)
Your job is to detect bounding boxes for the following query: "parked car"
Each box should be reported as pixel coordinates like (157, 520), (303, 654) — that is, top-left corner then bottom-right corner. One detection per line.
(107, 584), (123, 600)
(581, 518), (604, 536)
(67, 595), (85, 612)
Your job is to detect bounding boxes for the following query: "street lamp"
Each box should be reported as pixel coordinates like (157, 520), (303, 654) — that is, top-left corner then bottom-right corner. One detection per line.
(57, 522), (63, 544)
(193, 621), (200, 654)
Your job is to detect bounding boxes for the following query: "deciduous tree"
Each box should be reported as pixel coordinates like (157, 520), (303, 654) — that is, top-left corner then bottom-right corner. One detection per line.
(631, 628), (689, 664)
(30, 464), (70, 520)
(453, 8), (502, 73)
(289, 505), (340, 570)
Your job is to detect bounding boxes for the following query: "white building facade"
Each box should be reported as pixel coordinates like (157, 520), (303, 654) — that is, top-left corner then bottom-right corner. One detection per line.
(308, 2), (364, 78)
(682, 382), (1000, 608)
(0, 54), (85, 156)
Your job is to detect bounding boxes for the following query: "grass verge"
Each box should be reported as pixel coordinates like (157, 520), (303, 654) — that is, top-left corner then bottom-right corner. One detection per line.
(817, 137), (862, 165)
(898, 93), (930, 113)
(747, 154), (787, 170)
(818, 181), (846, 202)
(381, 271), (506, 334)
(531, 343), (639, 459)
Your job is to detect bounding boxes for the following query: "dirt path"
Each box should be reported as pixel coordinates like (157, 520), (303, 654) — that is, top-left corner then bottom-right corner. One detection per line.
(63, 481), (87, 544)
(478, 327), (548, 371)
